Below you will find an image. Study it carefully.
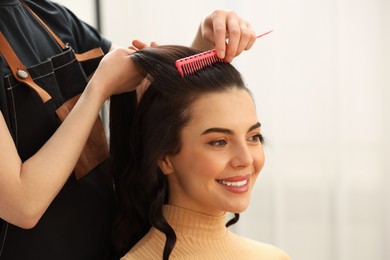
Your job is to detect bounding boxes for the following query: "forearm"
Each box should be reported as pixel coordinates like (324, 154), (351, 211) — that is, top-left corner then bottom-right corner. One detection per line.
(1, 83), (105, 228)
(0, 47), (144, 228)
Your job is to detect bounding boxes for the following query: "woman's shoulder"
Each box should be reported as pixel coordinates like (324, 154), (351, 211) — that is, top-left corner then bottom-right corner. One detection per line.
(120, 228), (165, 260)
(244, 237), (290, 259)
(228, 231), (291, 260)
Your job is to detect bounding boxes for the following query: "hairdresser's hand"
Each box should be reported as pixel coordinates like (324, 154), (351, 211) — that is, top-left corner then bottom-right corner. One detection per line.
(192, 10), (256, 62)
(128, 40), (158, 51)
(88, 48), (144, 102)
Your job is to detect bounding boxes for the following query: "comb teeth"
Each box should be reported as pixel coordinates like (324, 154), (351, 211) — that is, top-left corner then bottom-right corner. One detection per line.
(175, 49), (224, 77)
(175, 30), (274, 77)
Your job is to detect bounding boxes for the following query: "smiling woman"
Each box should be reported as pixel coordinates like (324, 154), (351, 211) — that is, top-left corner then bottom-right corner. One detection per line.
(163, 89), (264, 217)
(109, 45), (290, 260)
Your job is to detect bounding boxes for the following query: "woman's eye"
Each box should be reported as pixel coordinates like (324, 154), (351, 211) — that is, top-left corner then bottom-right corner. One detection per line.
(208, 139), (227, 147)
(248, 133), (264, 144)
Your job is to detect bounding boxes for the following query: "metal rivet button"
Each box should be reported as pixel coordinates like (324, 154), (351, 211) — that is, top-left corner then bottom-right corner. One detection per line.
(17, 69), (28, 79)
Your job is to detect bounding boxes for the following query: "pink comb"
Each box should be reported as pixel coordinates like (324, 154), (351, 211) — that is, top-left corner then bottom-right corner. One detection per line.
(175, 30), (273, 77)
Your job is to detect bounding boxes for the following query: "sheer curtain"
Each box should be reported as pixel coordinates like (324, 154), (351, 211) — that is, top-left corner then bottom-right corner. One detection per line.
(57, 0), (389, 259)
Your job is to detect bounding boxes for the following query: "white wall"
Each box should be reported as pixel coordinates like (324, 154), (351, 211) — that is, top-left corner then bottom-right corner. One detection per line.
(54, 0), (96, 26)
(55, 1), (390, 259)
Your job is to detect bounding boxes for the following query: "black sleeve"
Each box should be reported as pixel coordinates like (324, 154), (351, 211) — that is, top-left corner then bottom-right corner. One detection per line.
(50, 1), (111, 54)
(25, 0), (112, 75)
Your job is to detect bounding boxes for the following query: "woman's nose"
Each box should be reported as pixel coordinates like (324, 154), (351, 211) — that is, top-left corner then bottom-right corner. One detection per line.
(230, 142), (254, 168)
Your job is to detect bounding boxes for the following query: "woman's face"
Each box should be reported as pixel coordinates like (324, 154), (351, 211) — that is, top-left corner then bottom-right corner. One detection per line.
(160, 87), (265, 216)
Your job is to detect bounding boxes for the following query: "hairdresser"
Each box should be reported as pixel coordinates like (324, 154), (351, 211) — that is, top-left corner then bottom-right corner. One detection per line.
(0, 0), (256, 259)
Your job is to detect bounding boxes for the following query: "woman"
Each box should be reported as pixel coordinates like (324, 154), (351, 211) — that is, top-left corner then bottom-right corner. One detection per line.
(110, 45), (290, 259)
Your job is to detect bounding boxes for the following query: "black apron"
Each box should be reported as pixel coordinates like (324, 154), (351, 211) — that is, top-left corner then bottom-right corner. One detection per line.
(0, 1), (114, 259)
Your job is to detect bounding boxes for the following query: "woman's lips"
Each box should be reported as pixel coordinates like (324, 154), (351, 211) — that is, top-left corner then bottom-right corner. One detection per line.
(216, 174), (251, 194)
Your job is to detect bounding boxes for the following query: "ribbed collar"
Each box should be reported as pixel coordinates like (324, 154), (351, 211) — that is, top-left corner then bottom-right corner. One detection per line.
(0, 0), (20, 6)
(163, 205), (228, 240)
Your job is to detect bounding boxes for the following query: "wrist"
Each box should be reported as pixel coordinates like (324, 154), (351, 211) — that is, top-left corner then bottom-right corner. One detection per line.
(83, 79), (108, 107)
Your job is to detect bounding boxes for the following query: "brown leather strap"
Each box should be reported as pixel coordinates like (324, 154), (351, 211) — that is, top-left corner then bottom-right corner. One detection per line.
(0, 32), (51, 103)
(56, 94), (109, 180)
(19, 0), (104, 62)
(74, 48), (104, 62)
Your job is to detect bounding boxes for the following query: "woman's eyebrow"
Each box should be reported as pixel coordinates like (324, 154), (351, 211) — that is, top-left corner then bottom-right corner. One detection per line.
(248, 122), (261, 132)
(201, 122), (261, 136)
(201, 128), (233, 135)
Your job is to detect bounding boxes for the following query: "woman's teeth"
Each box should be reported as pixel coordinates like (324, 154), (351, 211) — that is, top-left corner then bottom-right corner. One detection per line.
(218, 179), (248, 187)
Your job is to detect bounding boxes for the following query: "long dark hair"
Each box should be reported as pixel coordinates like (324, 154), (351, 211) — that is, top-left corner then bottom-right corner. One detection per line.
(110, 45), (248, 259)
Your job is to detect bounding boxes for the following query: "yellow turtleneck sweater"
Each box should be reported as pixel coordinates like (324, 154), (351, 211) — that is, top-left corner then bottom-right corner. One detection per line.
(121, 205), (290, 260)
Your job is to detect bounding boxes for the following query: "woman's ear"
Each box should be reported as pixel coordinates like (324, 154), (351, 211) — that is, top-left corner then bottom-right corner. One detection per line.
(157, 155), (174, 175)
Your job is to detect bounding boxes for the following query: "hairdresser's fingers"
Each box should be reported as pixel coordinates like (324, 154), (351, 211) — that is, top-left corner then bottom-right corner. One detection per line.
(90, 48), (142, 98)
(128, 45), (138, 51)
(225, 15), (256, 62)
(136, 77), (151, 101)
(229, 22), (256, 60)
(224, 12), (241, 62)
(131, 40), (159, 50)
(209, 11), (229, 60)
(237, 22), (256, 52)
(244, 26), (256, 51)
(243, 23), (257, 50)
(132, 40), (149, 50)
(150, 41), (159, 47)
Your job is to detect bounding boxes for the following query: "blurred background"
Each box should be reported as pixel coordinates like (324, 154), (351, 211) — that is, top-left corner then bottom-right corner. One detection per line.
(56, 0), (389, 259)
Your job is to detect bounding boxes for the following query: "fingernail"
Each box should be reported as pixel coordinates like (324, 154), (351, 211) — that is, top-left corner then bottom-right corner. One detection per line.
(218, 50), (225, 59)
